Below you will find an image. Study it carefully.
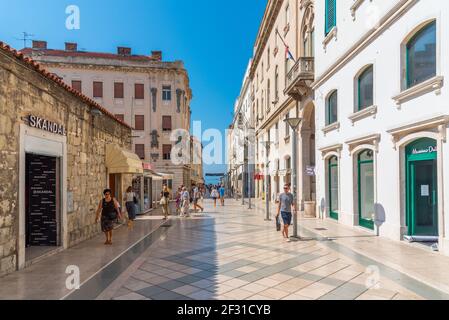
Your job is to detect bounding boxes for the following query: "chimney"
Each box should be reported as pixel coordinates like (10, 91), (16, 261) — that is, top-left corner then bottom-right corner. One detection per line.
(32, 40), (47, 50)
(151, 51), (162, 61)
(117, 47), (131, 56)
(65, 42), (78, 51)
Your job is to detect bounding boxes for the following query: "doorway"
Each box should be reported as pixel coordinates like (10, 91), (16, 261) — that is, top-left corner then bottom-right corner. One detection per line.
(406, 138), (438, 237)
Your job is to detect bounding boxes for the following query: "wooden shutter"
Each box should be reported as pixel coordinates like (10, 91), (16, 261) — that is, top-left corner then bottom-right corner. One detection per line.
(72, 80), (82, 93)
(162, 116), (172, 131)
(135, 115), (145, 131)
(135, 144), (145, 160)
(114, 82), (124, 99)
(163, 144), (172, 160)
(93, 81), (103, 98)
(135, 83), (145, 99)
(115, 114), (125, 122)
(325, 0), (336, 35)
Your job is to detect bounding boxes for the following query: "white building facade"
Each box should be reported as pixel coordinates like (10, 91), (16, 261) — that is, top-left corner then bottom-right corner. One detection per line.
(313, 0), (449, 254)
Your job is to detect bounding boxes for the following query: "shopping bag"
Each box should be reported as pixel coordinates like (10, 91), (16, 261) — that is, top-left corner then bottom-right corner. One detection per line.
(276, 215), (281, 232)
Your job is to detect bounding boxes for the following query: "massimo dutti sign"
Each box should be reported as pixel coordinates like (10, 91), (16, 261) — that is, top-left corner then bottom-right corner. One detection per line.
(28, 115), (67, 136)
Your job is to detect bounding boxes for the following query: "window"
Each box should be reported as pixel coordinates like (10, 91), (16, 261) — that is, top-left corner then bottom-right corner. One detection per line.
(326, 90), (338, 125)
(72, 80), (82, 93)
(285, 4), (290, 28)
(135, 83), (144, 99)
(93, 81), (103, 98)
(285, 114), (290, 138)
(275, 122), (279, 145)
(135, 115), (145, 131)
(267, 47), (270, 69)
(275, 66), (279, 102)
(357, 66), (374, 111)
(135, 144), (145, 160)
(267, 80), (271, 112)
(325, 0), (336, 35)
(406, 21), (436, 89)
(358, 149), (375, 230)
(163, 144), (172, 160)
(162, 86), (172, 101)
(115, 114), (124, 122)
(162, 116), (172, 131)
(114, 82), (124, 99)
(261, 63), (264, 81)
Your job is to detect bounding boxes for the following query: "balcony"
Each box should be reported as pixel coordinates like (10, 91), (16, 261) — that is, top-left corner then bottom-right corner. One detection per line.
(285, 57), (315, 99)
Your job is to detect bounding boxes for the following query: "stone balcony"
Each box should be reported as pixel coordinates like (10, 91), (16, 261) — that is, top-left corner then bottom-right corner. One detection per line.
(285, 57), (315, 99)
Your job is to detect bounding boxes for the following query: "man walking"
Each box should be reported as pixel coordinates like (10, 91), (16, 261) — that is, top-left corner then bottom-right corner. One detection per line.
(180, 187), (190, 218)
(219, 185), (226, 206)
(276, 184), (296, 242)
(192, 183), (204, 213)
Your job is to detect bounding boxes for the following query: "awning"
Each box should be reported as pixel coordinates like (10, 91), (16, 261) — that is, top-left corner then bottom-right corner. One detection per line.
(106, 145), (143, 174)
(154, 172), (174, 180)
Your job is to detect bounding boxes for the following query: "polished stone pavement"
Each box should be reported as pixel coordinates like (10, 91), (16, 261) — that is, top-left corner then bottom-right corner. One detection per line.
(98, 199), (449, 300)
(0, 212), (166, 300)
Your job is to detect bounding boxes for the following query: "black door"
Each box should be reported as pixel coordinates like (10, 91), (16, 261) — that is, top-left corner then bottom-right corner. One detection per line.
(26, 154), (58, 247)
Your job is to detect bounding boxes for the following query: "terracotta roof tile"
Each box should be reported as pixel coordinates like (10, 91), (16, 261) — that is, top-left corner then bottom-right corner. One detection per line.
(0, 42), (132, 130)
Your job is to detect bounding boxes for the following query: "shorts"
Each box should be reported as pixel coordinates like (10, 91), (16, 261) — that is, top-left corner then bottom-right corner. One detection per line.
(281, 211), (292, 226)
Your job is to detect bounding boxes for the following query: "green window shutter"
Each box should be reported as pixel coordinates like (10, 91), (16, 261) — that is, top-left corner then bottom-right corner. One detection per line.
(325, 0), (336, 35)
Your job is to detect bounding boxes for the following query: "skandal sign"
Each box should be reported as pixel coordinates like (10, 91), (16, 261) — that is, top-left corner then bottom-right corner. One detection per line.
(412, 146), (437, 155)
(28, 115), (67, 136)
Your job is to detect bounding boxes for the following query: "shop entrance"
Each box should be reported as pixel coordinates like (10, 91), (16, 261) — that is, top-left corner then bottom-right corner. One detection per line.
(25, 154), (60, 248)
(406, 138), (438, 237)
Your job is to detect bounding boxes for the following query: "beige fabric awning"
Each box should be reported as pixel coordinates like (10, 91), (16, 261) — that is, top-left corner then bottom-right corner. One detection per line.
(155, 172), (174, 180)
(106, 145), (143, 174)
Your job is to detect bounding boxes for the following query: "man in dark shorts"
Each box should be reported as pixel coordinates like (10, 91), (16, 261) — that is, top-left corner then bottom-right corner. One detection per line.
(276, 184), (296, 242)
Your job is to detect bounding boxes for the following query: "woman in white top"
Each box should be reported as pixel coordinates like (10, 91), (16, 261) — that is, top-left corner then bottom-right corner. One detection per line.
(210, 187), (219, 208)
(124, 186), (137, 228)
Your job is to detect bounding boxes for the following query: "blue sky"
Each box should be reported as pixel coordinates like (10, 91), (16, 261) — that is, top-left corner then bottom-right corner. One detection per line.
(0, 0), (266, 181)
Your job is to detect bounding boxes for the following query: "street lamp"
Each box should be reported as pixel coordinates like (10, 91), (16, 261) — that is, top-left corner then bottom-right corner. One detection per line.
(284, 117), (302, 240)
(260, 140), (272, 221)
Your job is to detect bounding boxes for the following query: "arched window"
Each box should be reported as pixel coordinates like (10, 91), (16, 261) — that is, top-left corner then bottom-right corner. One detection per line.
(326, 90), (338, 125)
(406, 21), (436, 89)
(357, 66), (374, 111)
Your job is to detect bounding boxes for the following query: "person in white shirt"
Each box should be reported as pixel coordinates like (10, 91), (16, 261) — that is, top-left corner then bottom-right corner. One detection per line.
(124, 186), (137, 229)
(181, 187), (190, 218)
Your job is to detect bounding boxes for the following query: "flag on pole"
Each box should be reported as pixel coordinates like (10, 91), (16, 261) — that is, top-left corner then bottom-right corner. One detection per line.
(276, 29), (295, 63)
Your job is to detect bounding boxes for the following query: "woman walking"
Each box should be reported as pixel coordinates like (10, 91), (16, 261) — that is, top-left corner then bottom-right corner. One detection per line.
(211, 187), (219, 208)
(160, 185), (171, 220)
(180, 186), (190, 218)
(96, 189), (121, 245)
(175, 186), (182, 215)
(123, 186), (137, 229)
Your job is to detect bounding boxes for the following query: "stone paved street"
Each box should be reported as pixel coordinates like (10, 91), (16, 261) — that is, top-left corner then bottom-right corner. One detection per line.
(98, 199), (449, 300)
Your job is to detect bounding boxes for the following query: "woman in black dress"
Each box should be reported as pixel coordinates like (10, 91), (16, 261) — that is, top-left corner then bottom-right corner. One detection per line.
(95, 189), (121, 245)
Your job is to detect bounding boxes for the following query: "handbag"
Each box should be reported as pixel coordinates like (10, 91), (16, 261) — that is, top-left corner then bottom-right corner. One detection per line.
(276, 215), (281, 232)
(133, 196), (138, 204)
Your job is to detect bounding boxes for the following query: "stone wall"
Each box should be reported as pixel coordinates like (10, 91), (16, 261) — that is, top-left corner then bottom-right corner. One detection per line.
(0, 48), (132, 276)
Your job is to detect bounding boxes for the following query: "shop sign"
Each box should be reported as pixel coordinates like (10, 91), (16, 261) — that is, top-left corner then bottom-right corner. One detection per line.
(28, 115), (67, 136)
(306, 166), (316, 176)
(412, 146), (437, 155)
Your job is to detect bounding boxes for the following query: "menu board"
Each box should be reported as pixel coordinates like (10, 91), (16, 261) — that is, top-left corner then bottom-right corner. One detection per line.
(26, 154), (58, 246)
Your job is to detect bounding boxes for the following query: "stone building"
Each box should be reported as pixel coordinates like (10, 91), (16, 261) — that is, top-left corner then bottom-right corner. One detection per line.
(250, 0), (316, 214)
(22, 41), (193, 191)
(0, 42), (139, 276)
